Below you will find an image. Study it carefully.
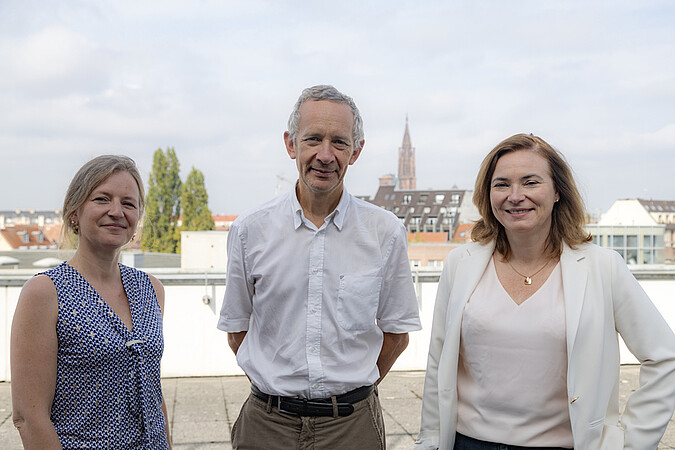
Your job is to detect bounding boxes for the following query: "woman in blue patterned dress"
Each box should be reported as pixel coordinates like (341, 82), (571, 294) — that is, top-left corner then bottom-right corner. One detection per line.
(11, 155), (172, 449)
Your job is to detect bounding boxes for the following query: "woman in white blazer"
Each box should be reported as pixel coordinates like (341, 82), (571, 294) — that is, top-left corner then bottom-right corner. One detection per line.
(414, 134), (675, 450)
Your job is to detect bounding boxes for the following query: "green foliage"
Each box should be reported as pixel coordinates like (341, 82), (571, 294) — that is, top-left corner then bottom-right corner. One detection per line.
(142, 147), (182, 253)
(181, 167), (215, 233)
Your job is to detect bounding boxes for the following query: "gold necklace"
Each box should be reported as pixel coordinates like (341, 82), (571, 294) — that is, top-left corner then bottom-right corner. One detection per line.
(507, 259), (550, 285)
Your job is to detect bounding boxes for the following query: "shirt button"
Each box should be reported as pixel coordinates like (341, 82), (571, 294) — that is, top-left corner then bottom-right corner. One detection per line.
(313, 268), (319, 274)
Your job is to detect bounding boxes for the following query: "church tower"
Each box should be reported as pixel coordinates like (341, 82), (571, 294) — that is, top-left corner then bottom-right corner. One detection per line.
(397, 117), (416, 190)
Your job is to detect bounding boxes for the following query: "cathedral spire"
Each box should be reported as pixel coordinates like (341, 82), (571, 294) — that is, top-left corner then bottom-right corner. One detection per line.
(402, 115), (411, 150)
(397, 116), (416, 190)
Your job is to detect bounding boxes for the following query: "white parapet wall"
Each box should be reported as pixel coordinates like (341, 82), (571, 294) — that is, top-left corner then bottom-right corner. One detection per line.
(1, 268), (674, 381)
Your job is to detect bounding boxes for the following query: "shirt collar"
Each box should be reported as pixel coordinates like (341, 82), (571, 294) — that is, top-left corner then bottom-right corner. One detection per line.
(331, 187), (349, 231)
(290, 184), (351, 231)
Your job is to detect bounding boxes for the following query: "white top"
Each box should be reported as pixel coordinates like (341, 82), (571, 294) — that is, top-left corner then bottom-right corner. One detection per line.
(217, 187), (422, 399)
(456, 258), (573, 448)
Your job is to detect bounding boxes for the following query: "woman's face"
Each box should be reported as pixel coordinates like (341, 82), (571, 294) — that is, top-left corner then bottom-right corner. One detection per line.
(71, 171), (141, 251)
(490, 149), (559, 239)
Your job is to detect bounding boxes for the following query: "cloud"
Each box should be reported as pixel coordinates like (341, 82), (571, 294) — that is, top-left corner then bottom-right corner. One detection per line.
(0, 26), (110, 97)
(0, 0), (674, 216)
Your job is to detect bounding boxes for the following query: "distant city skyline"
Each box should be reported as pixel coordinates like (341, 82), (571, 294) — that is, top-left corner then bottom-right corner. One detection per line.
(1, 1), (674, 217)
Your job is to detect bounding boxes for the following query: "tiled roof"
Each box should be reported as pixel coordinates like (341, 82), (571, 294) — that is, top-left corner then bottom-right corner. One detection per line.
(42, 224), (62, 244)
(637, 199), (675, 213)
(213, 215), (238, 222)
(0, 225), (58, 249)
(407, 232), (448, 243)
(453, 223), (474, 242)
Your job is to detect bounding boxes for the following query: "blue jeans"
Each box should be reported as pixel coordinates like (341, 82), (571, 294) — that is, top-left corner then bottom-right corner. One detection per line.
(454, 433), (573, 450)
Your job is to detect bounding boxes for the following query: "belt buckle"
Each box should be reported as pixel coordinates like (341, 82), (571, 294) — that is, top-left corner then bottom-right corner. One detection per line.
(277, 397), (300, 416)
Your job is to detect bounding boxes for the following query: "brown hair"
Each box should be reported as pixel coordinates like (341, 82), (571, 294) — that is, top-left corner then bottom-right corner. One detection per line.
(61, 155), (145, 247)
(471, 133), (591, 259)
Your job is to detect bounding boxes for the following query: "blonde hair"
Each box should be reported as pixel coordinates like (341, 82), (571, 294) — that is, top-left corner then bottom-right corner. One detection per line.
(471, 133), (591, 259)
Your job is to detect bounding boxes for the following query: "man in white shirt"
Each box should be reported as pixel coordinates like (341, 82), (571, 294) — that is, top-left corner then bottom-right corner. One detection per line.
(218, 85), (422, 449)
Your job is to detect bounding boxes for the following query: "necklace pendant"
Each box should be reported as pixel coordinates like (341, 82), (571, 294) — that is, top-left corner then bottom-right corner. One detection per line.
(524, 276), (532, 285)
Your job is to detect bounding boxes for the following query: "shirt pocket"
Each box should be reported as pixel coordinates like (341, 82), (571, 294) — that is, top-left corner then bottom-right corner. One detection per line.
(337, 274), (382, 331)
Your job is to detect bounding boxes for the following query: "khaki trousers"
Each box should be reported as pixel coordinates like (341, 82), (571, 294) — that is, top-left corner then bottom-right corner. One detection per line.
(231, 387), (386, 450)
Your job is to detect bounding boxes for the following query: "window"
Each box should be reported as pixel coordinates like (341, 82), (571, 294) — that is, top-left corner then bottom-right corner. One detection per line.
(428, 259), (444, 268)
(423, 207), (431, 214)
(644, 235), (654, 248)
(627, 235), (638, 248)
(451, 194), (460, 203)
(402, 194), (412, 205)
(434, 194), (445, 204)
(641, 251), (654, 264)
(426, 216), (437, 225)
(21, 233), (29, 243)
(393, 207), (400, 214)
(626, 249), (638, 265)
(410, 260), (421, 268)
(612, 235), (624, 248)
(409, 216), (422, 225)
(418, 194), (429, 204)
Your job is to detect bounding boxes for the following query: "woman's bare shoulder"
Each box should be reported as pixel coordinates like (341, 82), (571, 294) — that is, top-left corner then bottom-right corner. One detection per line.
(18, 274), (58, 308)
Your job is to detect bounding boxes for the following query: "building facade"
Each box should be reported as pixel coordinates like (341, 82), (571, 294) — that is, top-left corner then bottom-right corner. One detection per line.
(0, 210), (62, 229)
(637, 199), (675, 261)
(585, 198), (674, 264)
(363, 119), (479, 241)
(367, 184), (478, 239)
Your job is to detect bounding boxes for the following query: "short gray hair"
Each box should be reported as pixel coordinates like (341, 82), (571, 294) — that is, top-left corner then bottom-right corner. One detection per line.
(287, 85), (364, 148)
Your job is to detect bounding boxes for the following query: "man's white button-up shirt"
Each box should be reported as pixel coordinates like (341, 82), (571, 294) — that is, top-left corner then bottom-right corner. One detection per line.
(217, 188), (422, 398)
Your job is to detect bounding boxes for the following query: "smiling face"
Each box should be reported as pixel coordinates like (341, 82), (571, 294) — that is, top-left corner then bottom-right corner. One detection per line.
(71, 171), (141, 251)
(490, 149), (559, 240)
(284, 100), (363, 205)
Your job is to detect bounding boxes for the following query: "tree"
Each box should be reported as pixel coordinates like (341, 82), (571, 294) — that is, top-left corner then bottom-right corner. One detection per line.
(180, 167), (215, 233)
(142, 147), (182, 253)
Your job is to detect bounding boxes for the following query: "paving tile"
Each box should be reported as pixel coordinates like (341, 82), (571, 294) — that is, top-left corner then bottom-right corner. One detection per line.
(171, 420), (230, 446)
(1, 368), (674, 449)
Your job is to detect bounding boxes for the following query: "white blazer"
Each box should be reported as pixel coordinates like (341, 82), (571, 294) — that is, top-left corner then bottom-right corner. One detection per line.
(414, 241), (675, 450)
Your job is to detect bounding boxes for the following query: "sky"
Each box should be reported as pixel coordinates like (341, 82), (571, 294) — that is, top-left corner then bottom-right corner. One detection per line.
(1, 0), (673, 218)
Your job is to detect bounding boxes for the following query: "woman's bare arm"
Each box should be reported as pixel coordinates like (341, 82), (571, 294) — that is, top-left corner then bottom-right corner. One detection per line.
(10, 275), (62, 449)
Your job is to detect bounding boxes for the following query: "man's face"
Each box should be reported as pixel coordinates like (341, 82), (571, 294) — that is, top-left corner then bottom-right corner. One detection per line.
(284, 100), (363, 199)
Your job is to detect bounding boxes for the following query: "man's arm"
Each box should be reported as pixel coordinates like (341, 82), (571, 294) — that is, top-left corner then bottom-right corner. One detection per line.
(376, 332), (409, 384)
(218, 223), (252, 346)
(228, 331), (247, 355)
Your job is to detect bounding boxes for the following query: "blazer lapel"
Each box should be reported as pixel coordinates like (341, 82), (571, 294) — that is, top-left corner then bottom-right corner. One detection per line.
(561, 244), (588, 361)
(447, 243), (495, 322)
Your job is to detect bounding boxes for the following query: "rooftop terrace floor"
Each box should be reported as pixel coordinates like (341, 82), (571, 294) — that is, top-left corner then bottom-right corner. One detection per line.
(1, 366), (674, 449)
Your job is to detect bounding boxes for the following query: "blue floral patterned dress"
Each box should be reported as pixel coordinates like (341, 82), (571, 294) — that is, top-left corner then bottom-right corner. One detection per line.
(43, 262), (169, 449)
